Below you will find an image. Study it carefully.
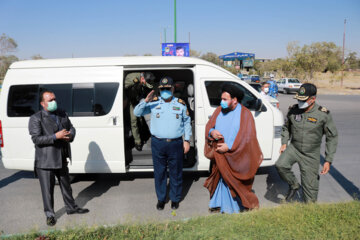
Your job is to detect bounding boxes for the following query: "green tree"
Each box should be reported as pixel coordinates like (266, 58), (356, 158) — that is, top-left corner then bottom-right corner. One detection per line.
(346, 52), (359, 70)
(0, 55), (19, 80)
(31, 54), (44, 60)
(0, 34), (19, 80)
(200, 52), (219, 65)
(190, 49), (201, 58)
(290, 42), (342, 80)
(0, 33), (18, 56)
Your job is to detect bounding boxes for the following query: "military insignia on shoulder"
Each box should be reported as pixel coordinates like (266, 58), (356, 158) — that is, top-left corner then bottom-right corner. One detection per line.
(151, 96), (159, 102)
(178, 99), (186, 105)
(319, 106), (329, 114)
(133, 78), (139, 83)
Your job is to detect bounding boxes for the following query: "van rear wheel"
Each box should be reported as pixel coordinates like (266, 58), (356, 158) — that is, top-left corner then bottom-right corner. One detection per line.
(283, 88), (288, 94)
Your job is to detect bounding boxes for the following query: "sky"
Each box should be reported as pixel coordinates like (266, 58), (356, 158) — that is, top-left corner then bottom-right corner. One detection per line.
(1, 0), (359, 60)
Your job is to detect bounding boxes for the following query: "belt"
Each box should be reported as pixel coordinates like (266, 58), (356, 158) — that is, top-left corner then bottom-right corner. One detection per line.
(152, 135), (182, 142)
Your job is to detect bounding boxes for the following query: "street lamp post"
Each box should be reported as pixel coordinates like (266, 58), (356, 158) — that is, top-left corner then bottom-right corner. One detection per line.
(174, 0), (177, 43)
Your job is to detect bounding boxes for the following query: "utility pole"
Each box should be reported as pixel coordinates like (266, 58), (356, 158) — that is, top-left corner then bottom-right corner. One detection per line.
(164, 28), (167, 43)
(341, 19), (346, 87)
(174, 0), (177, 43)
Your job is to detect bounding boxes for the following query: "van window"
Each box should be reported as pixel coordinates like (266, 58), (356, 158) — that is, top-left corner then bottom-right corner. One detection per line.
(95, 83), (119, 116)
(73, 83), (95, 116)
(205, 81), (258, 110)
(7, 83), (119, 117)
(7, 85), (39, 117)
(40, 84), (72, 114)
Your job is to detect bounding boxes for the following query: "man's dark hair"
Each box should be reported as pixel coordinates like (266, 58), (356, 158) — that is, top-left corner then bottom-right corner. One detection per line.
(40, 90), (55, 102)
(143, 72), (155, 83)
(176, 46), (184, 50)
(221, 83), (244, 102)
(261, 82), (269, 87)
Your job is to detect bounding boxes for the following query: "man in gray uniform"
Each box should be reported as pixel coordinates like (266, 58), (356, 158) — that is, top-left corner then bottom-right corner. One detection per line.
(124, 72), (155, 151)
(275, 83), (338, 202)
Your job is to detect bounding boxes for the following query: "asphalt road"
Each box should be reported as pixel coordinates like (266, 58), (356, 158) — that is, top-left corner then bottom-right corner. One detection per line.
(1, 94), (359, 235)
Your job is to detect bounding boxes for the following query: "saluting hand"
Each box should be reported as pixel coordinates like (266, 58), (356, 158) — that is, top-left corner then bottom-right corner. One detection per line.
(140, 76), (146, 85)
(183, 141), (190, 154)
(216, 143), (229, 153)
(145, 90), (155, 103)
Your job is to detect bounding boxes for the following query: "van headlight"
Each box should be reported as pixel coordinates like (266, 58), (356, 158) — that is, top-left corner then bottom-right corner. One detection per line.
(274, 126), (282, 138)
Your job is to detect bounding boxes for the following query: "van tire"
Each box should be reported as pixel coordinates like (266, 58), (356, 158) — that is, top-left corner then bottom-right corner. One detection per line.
(283, 88), (288, 94)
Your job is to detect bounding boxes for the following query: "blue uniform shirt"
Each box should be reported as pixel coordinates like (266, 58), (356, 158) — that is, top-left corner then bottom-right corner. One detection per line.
(267, 80), (278, 98)
(134, 96), (192, 141)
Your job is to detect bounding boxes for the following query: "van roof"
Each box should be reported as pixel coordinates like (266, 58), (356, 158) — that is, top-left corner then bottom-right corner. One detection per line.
(10, 56), (215, 69)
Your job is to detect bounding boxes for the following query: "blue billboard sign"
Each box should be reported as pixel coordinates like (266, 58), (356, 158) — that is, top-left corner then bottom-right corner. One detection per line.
(219, 52), (255, 61)
(162, 43), (190, 57)
(243, 59), (254, 67)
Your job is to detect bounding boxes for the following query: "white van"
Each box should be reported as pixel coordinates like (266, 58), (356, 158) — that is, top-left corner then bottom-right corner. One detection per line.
(0, 56), (284, 173)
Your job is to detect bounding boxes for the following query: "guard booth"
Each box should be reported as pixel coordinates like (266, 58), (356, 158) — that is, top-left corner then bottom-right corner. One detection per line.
(219, 52), (255, 71)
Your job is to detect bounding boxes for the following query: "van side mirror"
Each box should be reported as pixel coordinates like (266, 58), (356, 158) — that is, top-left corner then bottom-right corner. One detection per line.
(254, 98), (266, 112)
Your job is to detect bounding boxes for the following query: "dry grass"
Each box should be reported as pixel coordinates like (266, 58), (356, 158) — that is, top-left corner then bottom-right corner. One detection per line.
(311, 71), (360, 95)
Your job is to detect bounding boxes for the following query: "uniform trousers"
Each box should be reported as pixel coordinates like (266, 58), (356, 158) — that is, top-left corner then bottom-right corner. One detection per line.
(275, 143), (321, 202)
(36, 162), (78, 218)
(151, 136), (183, 202)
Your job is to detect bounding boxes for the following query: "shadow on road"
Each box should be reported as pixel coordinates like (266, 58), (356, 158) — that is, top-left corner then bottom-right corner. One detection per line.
(55, 174), (121, 219)
(320, 155), (360, 199)
(257, 166), (290, 203)
(0, 171), (35, 189)
(161, 171), (209, 203)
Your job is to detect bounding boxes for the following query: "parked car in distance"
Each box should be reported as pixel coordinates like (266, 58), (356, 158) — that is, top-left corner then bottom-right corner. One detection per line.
(237, 73), (249, 81)
(250, 75), (260, 83)
(249, 83), (279, 109)
(277, 78), (302, 94)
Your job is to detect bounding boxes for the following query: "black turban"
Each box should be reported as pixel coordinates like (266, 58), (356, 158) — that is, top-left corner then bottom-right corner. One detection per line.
(221, 83), (244, 102)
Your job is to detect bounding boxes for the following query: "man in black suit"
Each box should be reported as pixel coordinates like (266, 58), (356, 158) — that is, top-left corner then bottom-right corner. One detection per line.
(29, 90), (89, 226)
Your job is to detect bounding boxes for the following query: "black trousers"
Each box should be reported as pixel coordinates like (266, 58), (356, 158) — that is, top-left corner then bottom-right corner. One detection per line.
(36, 164), (78, 218)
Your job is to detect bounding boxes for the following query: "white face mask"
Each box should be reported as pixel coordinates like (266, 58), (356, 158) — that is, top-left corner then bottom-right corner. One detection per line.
(264, 88), (269, 93)
(298, 100), (309, 109)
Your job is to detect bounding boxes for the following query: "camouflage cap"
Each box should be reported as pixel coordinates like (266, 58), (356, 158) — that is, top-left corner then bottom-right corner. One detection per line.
(294, 83), (317, 101)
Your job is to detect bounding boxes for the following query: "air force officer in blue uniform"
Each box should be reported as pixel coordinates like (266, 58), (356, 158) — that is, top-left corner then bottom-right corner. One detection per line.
(134, 77), (192, 210)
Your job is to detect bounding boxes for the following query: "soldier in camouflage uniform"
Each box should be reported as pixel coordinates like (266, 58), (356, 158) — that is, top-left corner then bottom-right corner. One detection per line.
(124, 72), (155, 151)
(275, 83), (338, 203)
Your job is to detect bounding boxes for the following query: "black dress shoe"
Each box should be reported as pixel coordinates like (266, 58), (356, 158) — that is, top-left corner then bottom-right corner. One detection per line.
(156, 201), (165, 210)
(285, 188), (299, 201)
(171, 201), (179, 210)
(135, 144), (143, 151)
(67, 208), (90, 215)
(46, 216), (56, 226)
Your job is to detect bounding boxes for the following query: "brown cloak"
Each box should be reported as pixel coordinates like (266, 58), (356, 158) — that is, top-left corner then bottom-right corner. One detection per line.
(203, 105), (263, 209)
